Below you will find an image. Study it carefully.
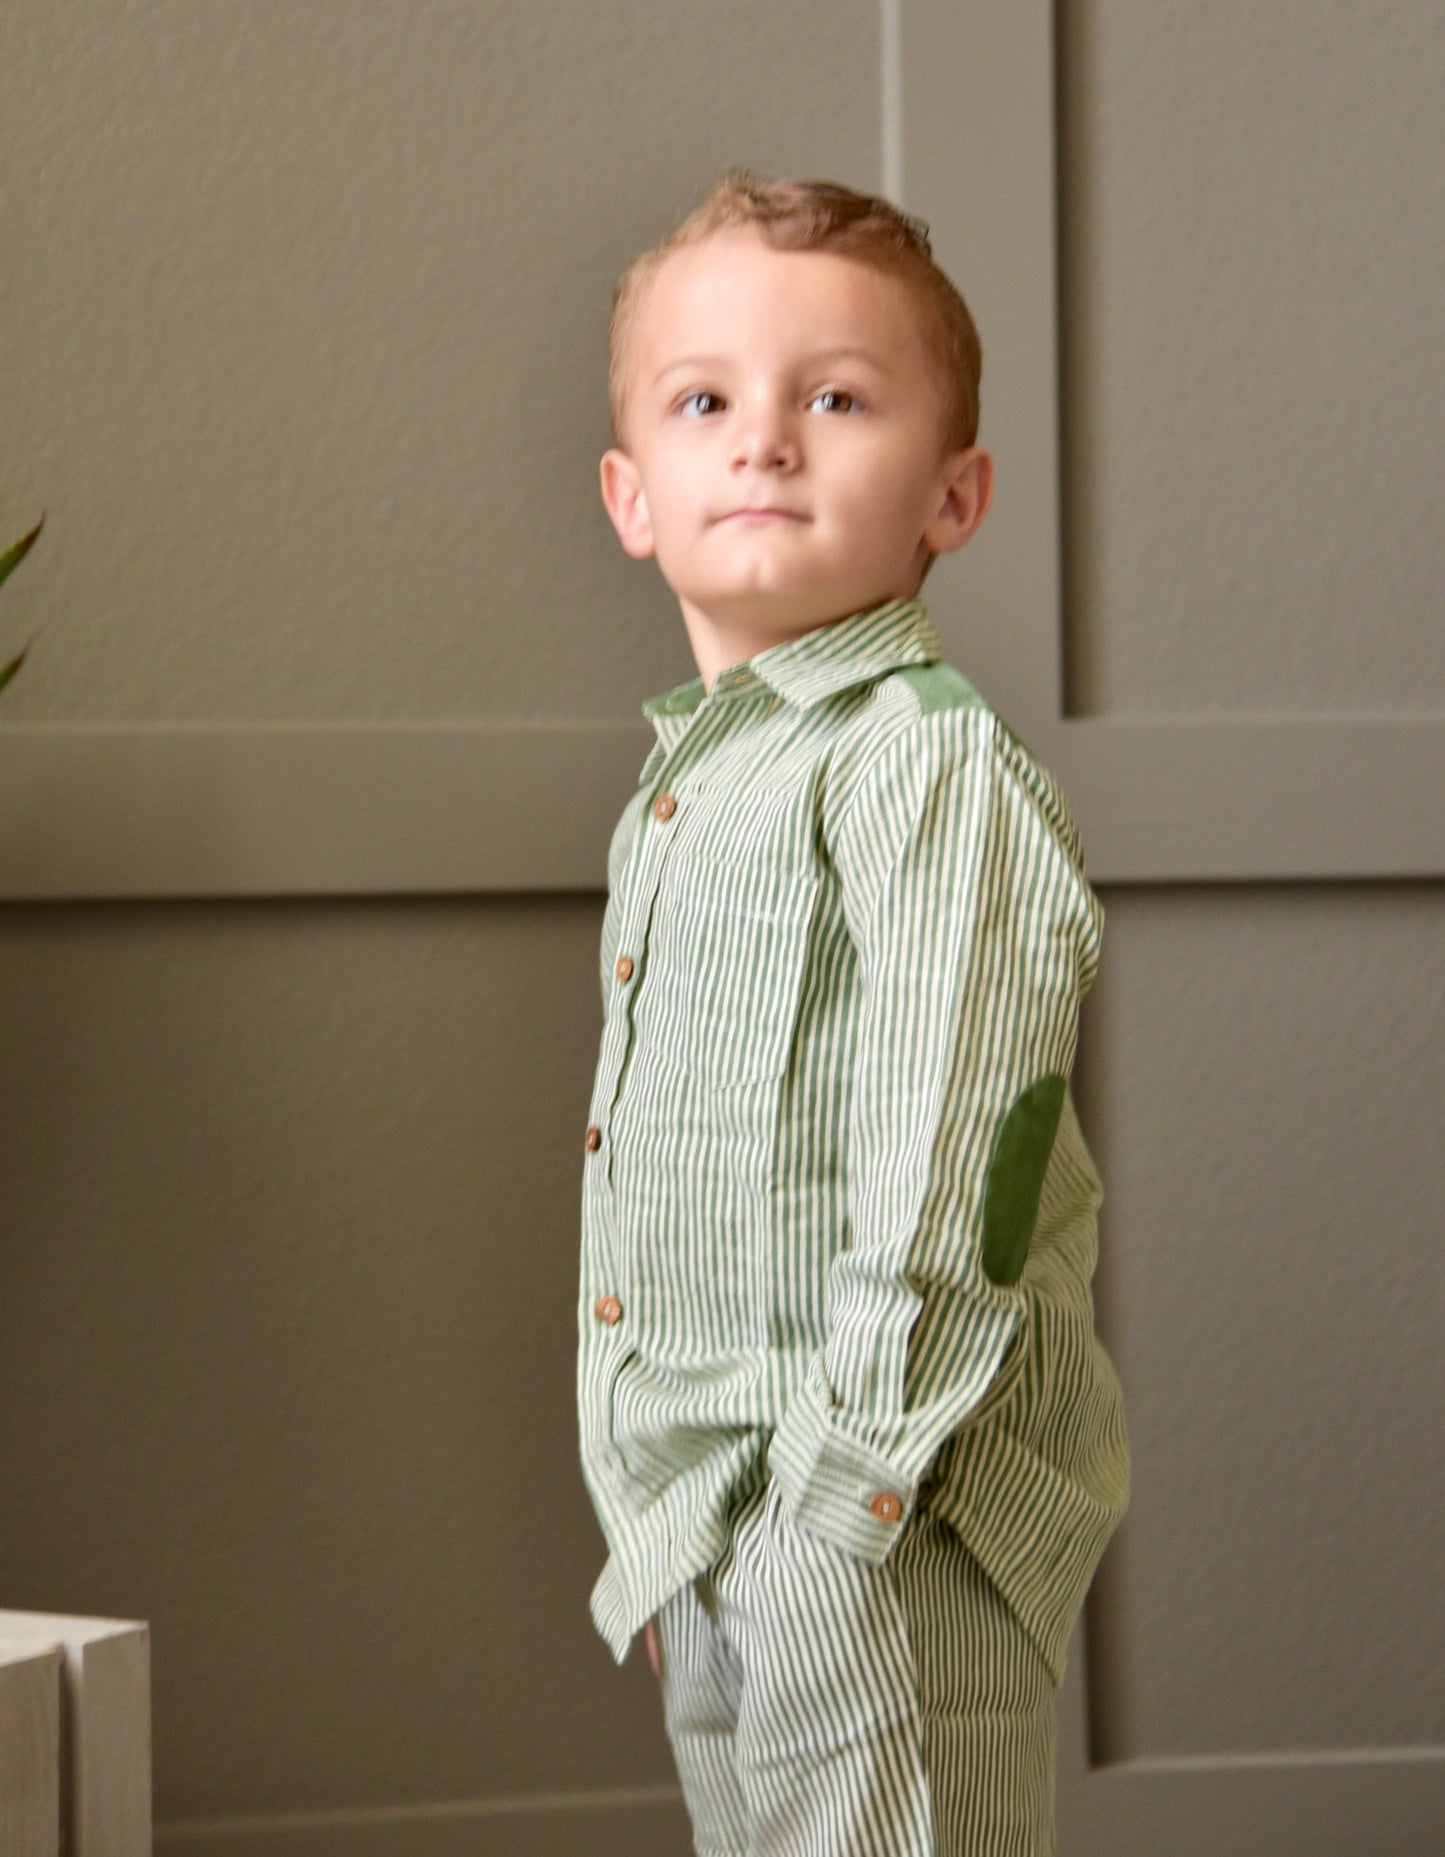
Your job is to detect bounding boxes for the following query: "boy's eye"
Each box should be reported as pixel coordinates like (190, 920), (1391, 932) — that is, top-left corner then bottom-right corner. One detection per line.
(678, 390), (726, 418)
(808, 388), (862, 414)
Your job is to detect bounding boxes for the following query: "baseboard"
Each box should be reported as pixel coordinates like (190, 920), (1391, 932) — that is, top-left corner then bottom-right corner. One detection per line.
(155, 1786), (693, 1856)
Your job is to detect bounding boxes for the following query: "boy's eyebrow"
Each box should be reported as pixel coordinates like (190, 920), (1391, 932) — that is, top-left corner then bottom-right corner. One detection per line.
(648, 347), (896, 387)
(806, 347), (896, 373)
(649, 355), (732, 384)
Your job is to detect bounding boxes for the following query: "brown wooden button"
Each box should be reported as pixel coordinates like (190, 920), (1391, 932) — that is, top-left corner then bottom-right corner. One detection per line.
(584, 1125), (602, 1153)
(594, 1294), (623, 1326)
(652, 793), (677, 822)
(615, 954), (635, 983)
(868, 1491), (904, 1523)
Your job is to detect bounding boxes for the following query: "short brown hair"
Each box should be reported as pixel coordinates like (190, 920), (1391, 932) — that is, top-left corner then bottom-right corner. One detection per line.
(608, 170), (983, 451)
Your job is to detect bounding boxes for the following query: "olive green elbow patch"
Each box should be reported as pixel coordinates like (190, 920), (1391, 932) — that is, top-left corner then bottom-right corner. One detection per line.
(981, 1073), (1067, 1286)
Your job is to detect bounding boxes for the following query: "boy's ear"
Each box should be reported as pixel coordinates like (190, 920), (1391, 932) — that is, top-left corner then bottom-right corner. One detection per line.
(923, 446), (994, 559)
(599, 449), (656, 560)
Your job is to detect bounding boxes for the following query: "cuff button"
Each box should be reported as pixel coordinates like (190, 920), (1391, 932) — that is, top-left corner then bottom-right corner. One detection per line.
(869, 1491), (904, 1523)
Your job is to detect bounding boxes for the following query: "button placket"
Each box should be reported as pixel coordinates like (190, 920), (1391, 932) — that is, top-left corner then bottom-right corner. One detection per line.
(588, 790), (676, 1165)
(600, 701), (740, 1168)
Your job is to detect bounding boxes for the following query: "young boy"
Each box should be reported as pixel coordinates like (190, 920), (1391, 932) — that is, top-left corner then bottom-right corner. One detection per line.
(577, 172), (1128, 1856)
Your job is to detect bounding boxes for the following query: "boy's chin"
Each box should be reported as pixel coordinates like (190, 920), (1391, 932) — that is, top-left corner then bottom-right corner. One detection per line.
(694, 595), (848, 637)
(685, 576), (880, 630)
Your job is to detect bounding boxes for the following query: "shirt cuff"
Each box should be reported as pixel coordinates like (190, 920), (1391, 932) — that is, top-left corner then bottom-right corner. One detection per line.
(769, 1367), (915, 1563)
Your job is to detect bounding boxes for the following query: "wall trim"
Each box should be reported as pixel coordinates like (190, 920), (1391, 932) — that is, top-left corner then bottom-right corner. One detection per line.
(0, 721), (647, 900)
(0, 712), (1440, 902)
(155, 1785), (690, 1857)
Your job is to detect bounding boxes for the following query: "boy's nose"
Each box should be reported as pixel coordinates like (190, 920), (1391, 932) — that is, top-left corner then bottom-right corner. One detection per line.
(731, 407), (799, 472)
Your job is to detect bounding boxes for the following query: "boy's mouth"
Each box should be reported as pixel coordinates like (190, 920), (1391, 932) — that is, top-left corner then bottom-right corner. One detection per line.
(717, 506), (808, 524)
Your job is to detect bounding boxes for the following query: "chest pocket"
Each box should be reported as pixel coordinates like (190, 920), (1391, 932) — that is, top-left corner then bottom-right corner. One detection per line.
(660, 855), (818, 1088)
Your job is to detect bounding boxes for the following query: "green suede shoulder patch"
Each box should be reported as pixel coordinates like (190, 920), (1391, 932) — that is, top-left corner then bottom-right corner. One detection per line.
(895, 662), (986, 716)
(981, 1073), (1067, 1287)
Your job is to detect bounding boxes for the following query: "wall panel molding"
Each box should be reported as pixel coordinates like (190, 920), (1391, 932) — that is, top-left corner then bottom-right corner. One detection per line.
(1, 711), (1441, 902)
(0, 722), (646, 900)
(154, 1786), (690, 1856)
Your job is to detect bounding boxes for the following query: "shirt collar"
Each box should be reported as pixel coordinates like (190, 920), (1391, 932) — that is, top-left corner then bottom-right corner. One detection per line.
(641, 598), (940, 755)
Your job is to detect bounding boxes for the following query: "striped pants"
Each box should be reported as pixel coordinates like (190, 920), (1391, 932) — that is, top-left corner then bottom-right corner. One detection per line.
(654, 1480), (1056, 1857)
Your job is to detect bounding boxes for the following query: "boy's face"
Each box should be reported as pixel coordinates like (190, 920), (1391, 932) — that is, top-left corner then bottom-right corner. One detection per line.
(601, 230), (991, 660)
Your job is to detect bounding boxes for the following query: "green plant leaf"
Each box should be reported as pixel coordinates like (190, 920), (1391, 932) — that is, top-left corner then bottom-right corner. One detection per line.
(0, 515), (44, 592)
(0, 643), (30, 693)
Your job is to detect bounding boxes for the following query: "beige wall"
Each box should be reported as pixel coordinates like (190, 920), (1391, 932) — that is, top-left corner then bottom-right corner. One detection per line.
(1, 2), (1441, 1851)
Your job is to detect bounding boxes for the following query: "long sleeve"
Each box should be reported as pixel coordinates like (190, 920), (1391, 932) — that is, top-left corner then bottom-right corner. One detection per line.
(769, 706), (1102, 1562)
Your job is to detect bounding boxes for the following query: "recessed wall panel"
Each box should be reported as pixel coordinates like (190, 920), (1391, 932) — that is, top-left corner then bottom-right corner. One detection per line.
(0, 895), (671, 1818)
(1078, 883), (1445, 1759)
(1057, 2), (1445, 716)
(0, 0), (878, 724)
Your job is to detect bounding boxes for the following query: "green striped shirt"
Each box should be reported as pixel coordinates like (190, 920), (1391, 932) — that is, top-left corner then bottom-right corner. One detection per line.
(578, 599), (1128, 1673)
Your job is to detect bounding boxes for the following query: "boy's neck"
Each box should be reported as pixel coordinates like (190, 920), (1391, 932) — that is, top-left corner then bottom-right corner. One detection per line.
(681, 605), (794, 693)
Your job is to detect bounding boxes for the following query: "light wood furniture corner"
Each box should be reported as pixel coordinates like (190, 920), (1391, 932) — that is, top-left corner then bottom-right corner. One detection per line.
(0, 1614), (150, 1857)
(0, 1637), (62, 1857)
